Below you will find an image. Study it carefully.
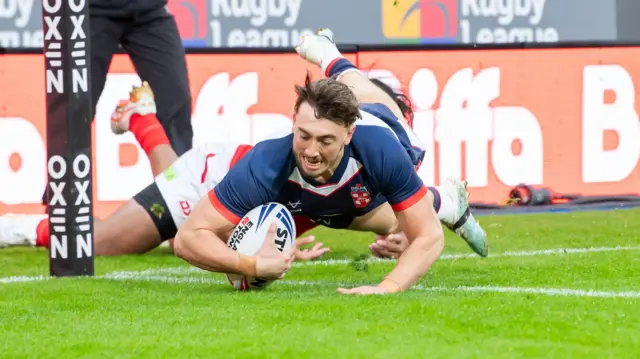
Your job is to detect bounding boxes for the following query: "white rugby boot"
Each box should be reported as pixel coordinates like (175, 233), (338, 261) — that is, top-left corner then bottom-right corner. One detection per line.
(439, 179), (489, 257)
(110, 81), (157, 134)
(294, 28), (340, 68)
(0, 214), (47, 248)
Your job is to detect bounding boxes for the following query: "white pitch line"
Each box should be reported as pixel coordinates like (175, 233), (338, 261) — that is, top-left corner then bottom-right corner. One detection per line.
(105, 273), (224, 285)
(104, 274), (640, 299)
(101, 244), (640, 277)
(0, 267), (193, 284)
(105, 273), (338, 288)
(2, 244), (639, 285)
(0, 275), (49, 284)
(4, 269), (640, 299)
(294, 244), (640, 266)
(417, 285), (640, 299)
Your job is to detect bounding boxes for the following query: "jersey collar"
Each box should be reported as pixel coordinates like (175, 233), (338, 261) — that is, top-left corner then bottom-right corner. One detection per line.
(299, 145), (352, 187)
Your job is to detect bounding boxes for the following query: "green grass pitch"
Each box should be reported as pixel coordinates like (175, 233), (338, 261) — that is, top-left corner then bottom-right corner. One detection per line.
(2, 209), (639, 358)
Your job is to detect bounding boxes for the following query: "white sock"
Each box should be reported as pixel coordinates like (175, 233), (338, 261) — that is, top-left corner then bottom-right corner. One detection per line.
(319, 46), (344, 74)
(432, 186), (458, 224)
(0, 214), (44, 247)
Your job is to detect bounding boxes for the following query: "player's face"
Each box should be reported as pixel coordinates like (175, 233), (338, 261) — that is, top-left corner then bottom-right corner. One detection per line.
(293, 102), (355, 182)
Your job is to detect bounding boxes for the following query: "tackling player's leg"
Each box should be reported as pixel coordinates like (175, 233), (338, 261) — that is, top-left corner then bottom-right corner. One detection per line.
(295, 29), (406, 121)
(364, 77), (487, 255)
(112, 81), (178, 176)
(296, 28), (488, 257)
(0, 84), (179, 254)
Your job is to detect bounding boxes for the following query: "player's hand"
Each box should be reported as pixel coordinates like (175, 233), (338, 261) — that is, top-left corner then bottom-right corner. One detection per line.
(294, 236), (330, 261)
(336, 285), (395, 295)
(255, 223), (294, 279)
(368, 233), (408, 259)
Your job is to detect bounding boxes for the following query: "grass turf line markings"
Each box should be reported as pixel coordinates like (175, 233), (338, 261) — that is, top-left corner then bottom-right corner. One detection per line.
(4, 266), (640, 300)
(103, 273), (640, 299)
(295, 245), (640, 266)
(2, 244), (639, 285)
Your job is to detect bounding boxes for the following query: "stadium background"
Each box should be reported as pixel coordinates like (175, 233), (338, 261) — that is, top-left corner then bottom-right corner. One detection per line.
(1, 1), (640, 357)
(0, 0), (638, 217)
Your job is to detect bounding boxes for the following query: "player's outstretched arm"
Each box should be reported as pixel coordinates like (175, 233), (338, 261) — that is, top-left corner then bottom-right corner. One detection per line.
(173, 196), (249, 274)
(338, 192), (444, 295)
(380, 193), (444, 291)
(173, 196), (293, 280)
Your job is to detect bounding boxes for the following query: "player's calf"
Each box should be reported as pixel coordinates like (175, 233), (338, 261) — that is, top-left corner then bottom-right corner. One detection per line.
(295, 28), (405, 120)
(112, 81), (178, 177)
(0, 201), (164, 256)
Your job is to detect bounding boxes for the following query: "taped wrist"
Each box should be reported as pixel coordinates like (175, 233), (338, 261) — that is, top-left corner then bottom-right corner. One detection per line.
(237, 254), (257, 277)
(378, 276), (403, 293)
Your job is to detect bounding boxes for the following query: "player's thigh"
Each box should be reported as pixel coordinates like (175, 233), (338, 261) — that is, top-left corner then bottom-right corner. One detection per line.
(94, 191), (166, 256)
(121, 8), (193, 155)
(100, 144), (214, 255)
(90, 15), (123, 111)
(340, 72), (405, 121)
(153, 145), (219, 232)
(95, 180), (184, 256)
(347, 203), (399, 235)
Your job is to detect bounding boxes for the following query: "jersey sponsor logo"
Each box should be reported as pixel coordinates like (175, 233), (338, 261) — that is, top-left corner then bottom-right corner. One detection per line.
(286, 200), (302, 213)
(350, 184), (372, 209)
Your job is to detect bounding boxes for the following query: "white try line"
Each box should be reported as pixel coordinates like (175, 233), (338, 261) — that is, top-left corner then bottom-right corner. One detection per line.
(4, 266), (640, 299)
(109, 244), (640, 276)
(2, 244), (639, 285)
(0, 275), (49, 284)
(416, 285), (640, 299)
(295, 244), (640, 266)
(105, 273), (640, 299)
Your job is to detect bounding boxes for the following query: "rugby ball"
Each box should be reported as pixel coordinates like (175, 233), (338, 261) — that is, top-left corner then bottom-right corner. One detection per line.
(226, 202), (296, 291)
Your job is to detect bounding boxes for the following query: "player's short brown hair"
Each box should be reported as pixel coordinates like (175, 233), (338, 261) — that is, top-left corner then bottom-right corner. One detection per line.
(294, 72), (361, 128)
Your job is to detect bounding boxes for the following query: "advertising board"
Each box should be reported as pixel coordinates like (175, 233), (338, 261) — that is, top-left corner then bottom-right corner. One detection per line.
(1, 48), (639, 217)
